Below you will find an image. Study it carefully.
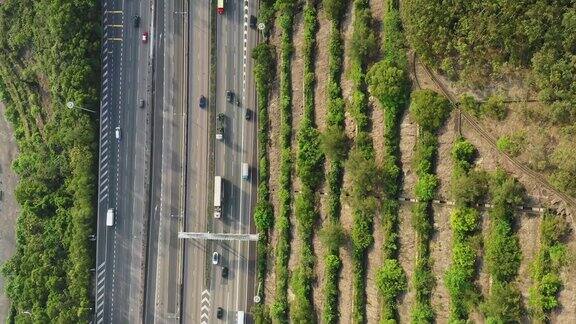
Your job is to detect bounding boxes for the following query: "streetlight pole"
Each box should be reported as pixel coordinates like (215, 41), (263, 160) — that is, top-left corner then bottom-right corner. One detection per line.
(66, 101), (96, 114)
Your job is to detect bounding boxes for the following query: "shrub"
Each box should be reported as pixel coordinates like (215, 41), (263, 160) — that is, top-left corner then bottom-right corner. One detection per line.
(482, 282), (523, 323)
(376, 259), (407, 301)
(323, 0), (348, 22)
(415, 173), (439, 201)
(485, 219), (521, 282)
(450, 207), (480, 238)
(496, 132), (526, 157)
(460, 94), (480, 116)
(451, 138), (476, 170)
(366, 59), (407, 110)
(481, 94), (508, 120)
(409, 89), (452, 132)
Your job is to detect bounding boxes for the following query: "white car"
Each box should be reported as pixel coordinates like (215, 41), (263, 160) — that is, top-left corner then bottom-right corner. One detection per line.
(115, 126), (121, 140)
(212, 252), (219, 265)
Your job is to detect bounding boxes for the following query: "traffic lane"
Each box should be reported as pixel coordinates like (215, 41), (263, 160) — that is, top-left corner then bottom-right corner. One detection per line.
(143, 0), (167, 319)
(181, 0), (210, 321)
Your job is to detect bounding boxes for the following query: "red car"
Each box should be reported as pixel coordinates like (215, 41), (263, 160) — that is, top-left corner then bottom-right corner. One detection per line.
(142, 32), (148, 43)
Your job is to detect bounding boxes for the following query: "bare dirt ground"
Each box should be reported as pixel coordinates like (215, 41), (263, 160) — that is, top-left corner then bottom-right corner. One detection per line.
(435, 113), (457, 200)
(0, 102), (19, 321)
(397, 203), (417, 321)
(336, 8), (356, 323)
(399, 112), (417, 196)
(263, 25), (282, 303)
(430, 204), (453, 322)
(516, 213), (541, 320)
(366, 217), (384, 323)
(553, 235), (576, 322)
(287, 12), (305, 301)
(313, 10), (331, 134)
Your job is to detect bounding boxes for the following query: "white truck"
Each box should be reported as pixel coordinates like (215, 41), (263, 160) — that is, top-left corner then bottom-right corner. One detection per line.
(106, 208), (115, 226)
(217, 0), (225, 14)
(214, 176), (223, 218)
(241, 162), (249, 180)
(237, 311), (245, 324)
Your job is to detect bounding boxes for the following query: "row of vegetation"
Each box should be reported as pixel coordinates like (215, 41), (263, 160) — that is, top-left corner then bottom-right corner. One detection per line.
(318, 0), (348, 323)
(445, 138), (485, 321)
(291, 1), (324, 322)
(366, 0), (408, 321)
(481, 170), (524, 322)
(347, 0), (379, 322)
(251, 40), (275, 322)
(0, 0), (100, 322)
(408, 89), (452, 322)
(528, 211), (569, 321)
(270, 0), (296, 322)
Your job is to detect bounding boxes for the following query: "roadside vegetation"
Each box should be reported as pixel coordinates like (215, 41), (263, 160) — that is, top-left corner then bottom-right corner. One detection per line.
(528, 211), (569, 321)
(0, 0), (100, 322)
(319, 0), (348, 322)
(366, 0), (408, 320)
(270, 0), (296, 322)
(445, 138), (487, 321)
(290, 1), (324, 322)
(481, 170), (525, 322)
(251, 41), (275, 322)
(408, 89), (452, 322)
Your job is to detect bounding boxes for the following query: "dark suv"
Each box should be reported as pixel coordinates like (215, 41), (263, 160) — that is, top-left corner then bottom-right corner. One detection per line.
(249, 15), (257, 29)
(199, 95), (206, 108)
(133, 16), (140, 28)
(226, 90), (233, 103)
(221, 266), (228, 278)
(245, 108), (251, 120)
(216, 307), (224, 319)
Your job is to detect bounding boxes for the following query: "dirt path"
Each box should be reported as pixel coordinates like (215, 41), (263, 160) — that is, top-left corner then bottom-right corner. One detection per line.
(516, 213), (541, 319)
(554, 236), (576, 321)
(0, 102), (19, 321)
(397, 204), (417, 321)
(430, 204), (453, 322)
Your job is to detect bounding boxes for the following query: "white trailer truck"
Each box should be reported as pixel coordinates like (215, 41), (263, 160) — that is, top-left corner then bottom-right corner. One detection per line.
(214, 176), (223, 218)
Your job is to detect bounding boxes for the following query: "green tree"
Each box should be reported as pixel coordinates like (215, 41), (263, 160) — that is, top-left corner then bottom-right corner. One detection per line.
(409, 89), (452, 132)
(366, 59), (407, 110)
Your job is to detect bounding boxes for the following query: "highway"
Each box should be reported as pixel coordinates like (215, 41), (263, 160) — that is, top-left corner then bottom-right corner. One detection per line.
(181, 0), (259, 323)
(95, 0), (259, 322)
(95, 0), (152, 322)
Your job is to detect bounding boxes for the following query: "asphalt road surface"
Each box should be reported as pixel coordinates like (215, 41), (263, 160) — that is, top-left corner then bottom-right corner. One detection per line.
(143, 0), (187, 321)
(182, 0), (259, 323)
(94, 0), (152, 322)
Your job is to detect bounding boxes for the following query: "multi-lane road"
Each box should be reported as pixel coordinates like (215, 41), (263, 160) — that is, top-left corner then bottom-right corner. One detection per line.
(94, 0), (260, 322)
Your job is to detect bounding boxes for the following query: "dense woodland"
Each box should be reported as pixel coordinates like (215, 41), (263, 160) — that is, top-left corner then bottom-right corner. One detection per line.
(402, 0), (576, 197)
(0, 0), (100, 322)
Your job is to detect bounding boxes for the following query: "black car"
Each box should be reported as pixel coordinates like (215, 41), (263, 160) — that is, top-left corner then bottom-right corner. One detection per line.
(245, 108), (251, 120)
(221, 266), (228, 278)
(236, 98), (241, 107)
(199, 95), (206, 108)
(226, 90), (233, 103)
(249, 15), (257, 29)
(216, 307), (224, 319)
(133, 16), (140, 28)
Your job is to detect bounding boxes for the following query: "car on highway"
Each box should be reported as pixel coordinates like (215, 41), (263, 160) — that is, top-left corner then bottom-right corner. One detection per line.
(212, 251), (219, 265)
(199, 95), (206, 108)
(226, 90), (233, 103)
(236, 98), (241, 106)
(133, 16), (140, 28)
(245, 108), (251, 120)
(142, 32), (148, 43)
(115, 126), (121, 140)
(139, 99), (145, 108)
(221, 266), (228, 278)
(250, 15), (257, 29)
(216, 307), (224, 319)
